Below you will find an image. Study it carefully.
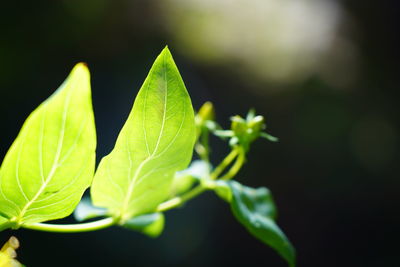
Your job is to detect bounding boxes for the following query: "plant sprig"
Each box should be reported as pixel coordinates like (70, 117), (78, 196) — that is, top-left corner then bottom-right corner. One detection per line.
(0, 47), (295, 267)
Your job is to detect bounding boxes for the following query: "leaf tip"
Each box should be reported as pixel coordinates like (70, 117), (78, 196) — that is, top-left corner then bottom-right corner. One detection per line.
(74, 61), (89, 69)
(71, 62), (90, 79)
(161, 45), (172, 58)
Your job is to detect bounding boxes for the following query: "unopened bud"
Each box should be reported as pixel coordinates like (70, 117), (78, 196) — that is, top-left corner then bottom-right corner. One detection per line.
(231, 115), (247, 137)
(197, 102), (215, 122)
(248, 115), (265, 133)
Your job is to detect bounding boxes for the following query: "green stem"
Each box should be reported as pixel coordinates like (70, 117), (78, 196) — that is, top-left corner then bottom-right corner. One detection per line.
(22, 217), (115, 233)
(195, 128), (211, 162)
(219, 147), (245, 181)
(210, 147), (239, 180)
(200, 130), (210, 162)
(157, 185), (205, 212)
(195, 144), (207, 162)
(157, 146), (242, 212)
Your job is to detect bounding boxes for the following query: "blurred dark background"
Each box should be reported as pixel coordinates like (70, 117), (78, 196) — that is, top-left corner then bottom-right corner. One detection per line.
(0, 0), (399, 266)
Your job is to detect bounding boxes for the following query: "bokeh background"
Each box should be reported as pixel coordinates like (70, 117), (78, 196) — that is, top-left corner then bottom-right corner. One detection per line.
(1, 1), (399, 266)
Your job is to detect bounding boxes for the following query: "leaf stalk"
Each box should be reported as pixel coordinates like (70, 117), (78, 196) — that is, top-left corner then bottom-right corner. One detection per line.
(22, 217), (115, 233)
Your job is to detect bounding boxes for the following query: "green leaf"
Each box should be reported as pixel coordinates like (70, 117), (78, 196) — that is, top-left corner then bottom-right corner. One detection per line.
(227, 181), (295, 267)
(170, 174), (196, 197)
(91, 47), (196, 222)
(178, 160), (210, 180)
(0, 216), (9, 232)
(170, 160), (210, 196)
(123, 213), (165, 238)
(0, 63), (96, 226)
(230, 181), (277, 220)
(213, 180), (232, 202)
(74, 198), (107, 222)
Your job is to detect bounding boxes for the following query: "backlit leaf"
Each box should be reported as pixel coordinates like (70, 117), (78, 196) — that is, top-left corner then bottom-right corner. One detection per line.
(91, 47), (196, 222)
(0, 217), (9, 232)
(0, 63), (96, 226)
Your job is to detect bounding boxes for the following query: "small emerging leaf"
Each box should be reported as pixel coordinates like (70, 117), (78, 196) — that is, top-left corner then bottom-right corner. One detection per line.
(213, 180), (232, 202)
(221, 181), (295, 267)
(91, 47), (196, 222)
(171, 160), (211, 196)
(74, 198), (107, 222)
(195, 102), (215, 123)
(170, 174), (196, 197)
(123, 213), (165, 238)
(0, 63), (96, 227)
(175, 160), (210, 180)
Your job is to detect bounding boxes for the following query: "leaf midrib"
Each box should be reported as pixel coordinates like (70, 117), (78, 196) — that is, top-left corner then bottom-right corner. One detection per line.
(120, 55), (169, 218)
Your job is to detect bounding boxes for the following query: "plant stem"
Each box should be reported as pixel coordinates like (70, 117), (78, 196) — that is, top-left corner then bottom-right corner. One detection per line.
(157, 146), (242, 212)
(195, 128), (211, 163)
(210, 147), (239, 180)
(200, 130), (210, 162)
(219, 147), (245, 181)
(22, 217), (115, 233)
(157, 185), (205, 212)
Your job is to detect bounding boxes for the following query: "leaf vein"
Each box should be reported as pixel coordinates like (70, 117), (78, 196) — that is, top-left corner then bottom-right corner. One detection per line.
(17, 80), (74, 220)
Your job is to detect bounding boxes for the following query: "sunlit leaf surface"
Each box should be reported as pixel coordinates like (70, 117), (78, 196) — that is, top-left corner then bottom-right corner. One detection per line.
(91, 47), (196, 221)
(0, 64), (96, 226)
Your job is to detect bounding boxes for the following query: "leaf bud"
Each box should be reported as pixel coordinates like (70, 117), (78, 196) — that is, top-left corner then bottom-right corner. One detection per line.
(196, 101), (215, 123)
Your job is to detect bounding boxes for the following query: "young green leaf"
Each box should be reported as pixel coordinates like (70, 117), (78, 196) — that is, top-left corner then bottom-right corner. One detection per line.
(170, 160), (210, 196)
(212, 180), (232, 202)
(231, 181), (277, 220)
(123, 213), (165, 238)
(91, 47), (196, 222)
(0, 63), (96, 227)
(223, 181), (295, 267)
(74, 198), (107, 222)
